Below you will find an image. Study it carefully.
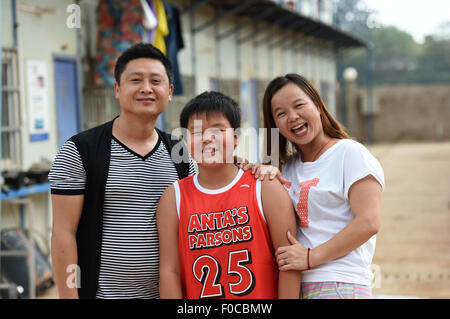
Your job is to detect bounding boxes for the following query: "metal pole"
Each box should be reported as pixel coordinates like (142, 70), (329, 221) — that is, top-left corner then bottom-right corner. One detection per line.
(336, 48), (347, 126)
(26, 199), (36, 299)
(268, 27), (274, 77)
(214, 6), (221, 86)
(235, 18), (241, 79)
(12, 0), (18, 48)
(366, 39), (375, 144)
(0, 0), (4, 281)
(334, 0), (346, 126)
(189, 7), (197, 93)
(252, 24), (258, 79)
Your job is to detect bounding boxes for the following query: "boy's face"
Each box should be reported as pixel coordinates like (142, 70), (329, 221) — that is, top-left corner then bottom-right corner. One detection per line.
(114, 57), (173, 119)
(186, 112), (238, 167)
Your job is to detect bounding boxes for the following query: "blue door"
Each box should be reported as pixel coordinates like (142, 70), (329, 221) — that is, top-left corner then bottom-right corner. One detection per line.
(54, 58), (80, 149)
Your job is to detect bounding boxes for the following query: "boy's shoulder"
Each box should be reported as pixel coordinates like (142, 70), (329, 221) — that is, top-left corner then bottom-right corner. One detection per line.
(259, 176), (291, 205)
(259, 175), (284, 190)
(175, 174), (195, 185)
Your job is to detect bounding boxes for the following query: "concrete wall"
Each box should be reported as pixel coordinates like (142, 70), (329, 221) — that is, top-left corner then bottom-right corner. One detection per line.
(3, 0), (79, 168)
(1, 0), (14, 48)
(344, 83), (450, 143)
(1, 0), (78, 255)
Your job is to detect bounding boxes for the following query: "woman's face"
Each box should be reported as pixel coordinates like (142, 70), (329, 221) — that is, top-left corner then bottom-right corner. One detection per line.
(270, 83), (323, 147)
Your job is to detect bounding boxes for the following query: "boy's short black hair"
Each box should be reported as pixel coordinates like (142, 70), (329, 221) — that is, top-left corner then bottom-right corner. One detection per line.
(114, 42), (173, 85)
(180, 91), (241, 130)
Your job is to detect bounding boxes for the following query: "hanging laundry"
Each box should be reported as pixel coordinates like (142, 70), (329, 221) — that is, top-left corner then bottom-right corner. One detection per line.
(152, 0), (169, 55)
(164, 2), (185, 95)
(141, 0), (157, 30)
(94, 0), (145, 87)
(147, 1), (159, 44)
(141, 0), (158, 43)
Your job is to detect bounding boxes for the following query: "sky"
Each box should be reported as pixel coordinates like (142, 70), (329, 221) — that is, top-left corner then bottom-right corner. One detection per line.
(364, 0), (450, 43)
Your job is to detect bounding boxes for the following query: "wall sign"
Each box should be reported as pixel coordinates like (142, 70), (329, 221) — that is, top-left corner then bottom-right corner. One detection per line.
(26, 60), (49, 141)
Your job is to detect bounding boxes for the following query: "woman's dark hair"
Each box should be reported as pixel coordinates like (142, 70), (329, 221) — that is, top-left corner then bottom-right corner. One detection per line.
(114, 42), (173, 85)
(262, 73), (350, 165)
(180, 91), (241, 130)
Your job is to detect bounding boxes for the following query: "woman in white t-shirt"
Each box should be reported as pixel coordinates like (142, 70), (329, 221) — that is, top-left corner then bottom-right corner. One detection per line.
(245, 74), (384, 299)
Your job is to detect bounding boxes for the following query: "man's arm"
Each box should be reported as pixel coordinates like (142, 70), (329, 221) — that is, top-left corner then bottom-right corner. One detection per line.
(261, 179), (301, 299)
(50, 194), (84, 299)
(157, 185), (183, 298)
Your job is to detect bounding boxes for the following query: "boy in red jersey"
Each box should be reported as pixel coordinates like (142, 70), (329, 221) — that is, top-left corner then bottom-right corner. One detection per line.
(157, 91), (300, 299)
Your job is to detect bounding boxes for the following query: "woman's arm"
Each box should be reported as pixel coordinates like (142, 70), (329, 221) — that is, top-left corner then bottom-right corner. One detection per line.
(261, 179), (301, 298)
(277, 175), (382, 271)
(310, 175), (382, 267)
(157, 185), (183, 298)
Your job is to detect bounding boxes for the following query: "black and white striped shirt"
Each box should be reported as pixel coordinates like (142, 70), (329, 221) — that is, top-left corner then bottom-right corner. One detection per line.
(49, 134), (196, 299)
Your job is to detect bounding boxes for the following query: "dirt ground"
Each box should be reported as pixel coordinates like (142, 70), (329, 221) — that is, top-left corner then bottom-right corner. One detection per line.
(38, 141), (450, 299)
(368, 141), (450, 298)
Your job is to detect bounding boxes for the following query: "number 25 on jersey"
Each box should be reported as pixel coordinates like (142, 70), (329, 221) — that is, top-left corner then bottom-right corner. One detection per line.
(192, 249), (255, 299)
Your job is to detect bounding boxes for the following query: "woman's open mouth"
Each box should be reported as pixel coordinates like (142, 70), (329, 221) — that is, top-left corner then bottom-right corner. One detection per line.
(291, 122), (308, 137)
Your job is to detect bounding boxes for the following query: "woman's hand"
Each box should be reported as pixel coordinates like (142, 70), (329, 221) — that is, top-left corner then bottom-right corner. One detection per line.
(276, 231), (309, 271)
(240, 163), (290, 185)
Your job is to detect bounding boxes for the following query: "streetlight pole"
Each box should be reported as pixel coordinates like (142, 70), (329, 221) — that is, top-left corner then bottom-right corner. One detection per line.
(366, 32), (375, 145)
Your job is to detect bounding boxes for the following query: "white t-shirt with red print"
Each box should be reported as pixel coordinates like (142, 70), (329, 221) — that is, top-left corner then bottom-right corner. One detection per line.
(281, 139), (385, 286)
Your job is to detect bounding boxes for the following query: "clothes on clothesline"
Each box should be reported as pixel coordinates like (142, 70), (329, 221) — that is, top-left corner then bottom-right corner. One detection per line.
(94, 0), (145, 87)
(141, 0), (157, 32)
(142, 0), (157, 43)
(94, 0), (185, 95)
(152, 0), (169, 55)
(164, 2), (184, 95)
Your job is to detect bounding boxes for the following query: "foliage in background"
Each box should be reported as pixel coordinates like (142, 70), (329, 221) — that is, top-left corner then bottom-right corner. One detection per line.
(335, 0), (450, 85)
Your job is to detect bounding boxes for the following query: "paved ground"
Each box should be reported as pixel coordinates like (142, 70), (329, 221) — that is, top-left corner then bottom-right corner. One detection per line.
(368, 141), (450, 298)
(38, 141), (450, 299)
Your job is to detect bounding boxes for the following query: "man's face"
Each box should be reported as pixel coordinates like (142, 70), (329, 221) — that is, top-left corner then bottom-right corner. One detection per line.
(114, 57), (173, 118)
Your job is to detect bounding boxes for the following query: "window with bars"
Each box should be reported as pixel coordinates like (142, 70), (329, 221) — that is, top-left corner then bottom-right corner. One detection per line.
(1, 48), (22, 170)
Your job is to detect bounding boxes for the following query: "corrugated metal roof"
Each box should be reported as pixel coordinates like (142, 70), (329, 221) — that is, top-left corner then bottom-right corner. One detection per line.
(184, 0), (365, 48)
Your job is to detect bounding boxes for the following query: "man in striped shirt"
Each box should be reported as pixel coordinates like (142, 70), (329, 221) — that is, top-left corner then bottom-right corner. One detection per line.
(49, 43), (195, 299)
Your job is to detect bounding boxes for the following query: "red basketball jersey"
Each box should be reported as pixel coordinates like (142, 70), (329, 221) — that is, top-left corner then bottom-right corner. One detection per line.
(174, 169), (278, 299)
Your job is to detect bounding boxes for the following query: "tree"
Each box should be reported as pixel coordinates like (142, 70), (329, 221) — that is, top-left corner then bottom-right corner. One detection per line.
(371, 26), (419, 85)
(414, 35), (450, 84)
(336, 1), (450, 85)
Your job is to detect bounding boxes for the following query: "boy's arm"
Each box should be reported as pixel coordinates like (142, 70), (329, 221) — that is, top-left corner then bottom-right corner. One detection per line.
(157, 184), (183, 298)
(261, 179), (301, 299)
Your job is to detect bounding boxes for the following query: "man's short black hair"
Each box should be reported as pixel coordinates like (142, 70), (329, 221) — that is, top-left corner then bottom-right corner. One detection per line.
(114, 42), (174, 85)
(180, 91), (241, 130)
